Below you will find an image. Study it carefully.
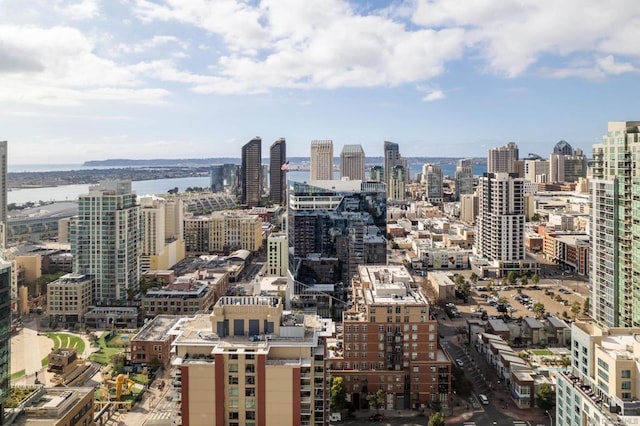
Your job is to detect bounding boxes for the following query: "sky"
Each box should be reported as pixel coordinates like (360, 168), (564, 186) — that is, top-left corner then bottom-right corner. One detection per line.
(2, 0), (640, 165)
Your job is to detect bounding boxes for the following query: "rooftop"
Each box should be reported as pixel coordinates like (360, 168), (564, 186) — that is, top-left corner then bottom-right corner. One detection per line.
(132, 315), (181, 342)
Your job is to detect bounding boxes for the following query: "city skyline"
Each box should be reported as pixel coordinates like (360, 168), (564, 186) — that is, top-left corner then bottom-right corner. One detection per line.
(2, 1), (640, 164)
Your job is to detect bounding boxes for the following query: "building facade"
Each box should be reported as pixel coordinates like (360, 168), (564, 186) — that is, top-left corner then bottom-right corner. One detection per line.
(328, 265), (451, 410)
(210, 164), (240, 196)
(140, 196), (186, 272)
(310, 140), (334, 180)
(242, 137), (262, 208)
(47, 274), (93, 326)
(210, 211), (263, 253)
(488, 142), (519, 174)
(0, 260), (10, 417)
(266, 233), (288, 277)
(287, 180), (386, 318)
(340, 144), (365, 181)
(0, 141), (6, 248)
(172, 297), (333, 426)
(422, 164), (443, 205)
(590, 121), (640, 327)
(475, 173), (527, 277)
(454, 158), (474, 200)
(71, 181), (141, 302)
(269, 138), (287, 205)
(556, 322), (640, 425)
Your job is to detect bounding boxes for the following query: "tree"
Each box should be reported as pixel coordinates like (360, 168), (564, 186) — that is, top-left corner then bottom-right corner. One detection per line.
(507, 271), (517, 285)
(428, 412), (445, 426)
(330, 377), (347, 412)
(583, 297), (590, 315)
(520, 275), (528, 286)
(532, 302), (546, 319)
(470, 272), (479, 285)
(536, 383), (556, 411)
(111, 353), (126, 374)
(367, 389), (386, 413)
(571, 301), (581, 319)
(532, 273), (540, 285)
(454, 275), (470, 297)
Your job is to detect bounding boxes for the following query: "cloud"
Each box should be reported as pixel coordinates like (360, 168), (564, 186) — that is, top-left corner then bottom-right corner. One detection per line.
(117, 35), (189, 54)
(55, 0), (101, 20)
(422, 90), (445, 102)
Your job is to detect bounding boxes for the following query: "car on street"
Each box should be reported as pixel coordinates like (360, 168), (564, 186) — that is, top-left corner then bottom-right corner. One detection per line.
(455, 358), (464, 368)
(479, 394), (489, 405)
(369, 413), (384, 421)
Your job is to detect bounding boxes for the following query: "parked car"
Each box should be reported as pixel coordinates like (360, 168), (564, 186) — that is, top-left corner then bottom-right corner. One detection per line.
(369, 413), (384, 421)
(479, 394), (489, 405)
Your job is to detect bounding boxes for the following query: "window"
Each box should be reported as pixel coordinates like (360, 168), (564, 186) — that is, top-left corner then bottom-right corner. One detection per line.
(229, 388), (239, 397)
(622, 370), (631, 378)
(229, 364), (238, 373)
(228, 376), (238, 385)
(622, 381), (632, 390)
(245, 364), (255, 374)
(229, 399), (238, 408)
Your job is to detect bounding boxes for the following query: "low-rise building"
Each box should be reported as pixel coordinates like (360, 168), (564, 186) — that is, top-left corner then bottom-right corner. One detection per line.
(12, 386), (94, 426)
(426, 271), (456, 301)
(47, 274), (93, 327)
(130, 315), (181, 369)
(84, 307), (138, 329)
(141, 271), (229, 318)
(546, 316), (570, 346)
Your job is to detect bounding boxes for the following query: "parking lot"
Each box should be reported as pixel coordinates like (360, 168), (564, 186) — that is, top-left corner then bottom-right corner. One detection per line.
(456, 283), (587, 320)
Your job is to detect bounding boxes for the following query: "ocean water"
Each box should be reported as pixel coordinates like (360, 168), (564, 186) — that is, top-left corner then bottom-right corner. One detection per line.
(7, 162), (486, 204)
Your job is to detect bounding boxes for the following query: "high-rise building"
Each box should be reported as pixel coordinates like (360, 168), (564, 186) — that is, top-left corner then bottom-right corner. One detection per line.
(0, 141), (6, 248)
(487, 142), (519, 174)
(523, 159), (549, 183)
(0, 259), (10, 418)
(422, 164), (443, 205)
(139, 196), (186, 271)
(454, 158), (474, 200)
(384, 141), (402, 189)
(287, 180), (386, 318)
(549, 141), (587, 183)
(241, 137), (262, 207)
(72, 181), (141, 303)
(328, 265), (451, 410)
(269, 138), (286, 204)
(340, 144), (365, 180)
(310, 140), (333, 180)
(172, 296), (332, 426)
(388, 164), (407, 201)
(475, 173), (526, 276)
(266, 233), (288, 277)
(210, 164), (240, 195)
(369, 165), (383, 182)
(591, 121), (640, 327)
(556, 322), (640, 425)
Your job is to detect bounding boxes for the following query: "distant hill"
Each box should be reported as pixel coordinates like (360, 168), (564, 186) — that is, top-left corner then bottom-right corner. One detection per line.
(83, 157), (487, 167)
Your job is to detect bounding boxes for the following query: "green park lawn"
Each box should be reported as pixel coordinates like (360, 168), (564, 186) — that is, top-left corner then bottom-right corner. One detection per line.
(88, 332), (125, 365)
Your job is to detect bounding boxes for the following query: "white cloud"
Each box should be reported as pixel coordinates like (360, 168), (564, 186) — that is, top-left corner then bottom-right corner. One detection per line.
(55, 0), (101, 20)
(411, 0), (640, 78)
(422, 90), (445, 102)
(117, 35), (189, 54)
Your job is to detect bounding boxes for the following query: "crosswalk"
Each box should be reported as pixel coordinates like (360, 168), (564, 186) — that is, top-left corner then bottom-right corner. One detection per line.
(464, 421), (530, 426)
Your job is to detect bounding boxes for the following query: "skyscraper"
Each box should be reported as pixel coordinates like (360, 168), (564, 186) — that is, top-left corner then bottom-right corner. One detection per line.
(388, 164), (407, 201)
(0, 141), (6, 249)
(549, 141), (587, 183)
(287, 179), (387, 318)
(488, 142), (519, 174)
(269, 138), (286, 204)
(0, 255), (10, 420)
(310, 140), (333, 180)
(72, 181), (141, 302)
(422, 163), (443, 204)
(241, 137), (262, 207)
(591, 121), (640, 327)
(210, 163), (240, 195)
(384, 141), (401, 189)
(340, 144), (365, 180)
(475, 173), (525, 276)
(454, 158), (474, 200)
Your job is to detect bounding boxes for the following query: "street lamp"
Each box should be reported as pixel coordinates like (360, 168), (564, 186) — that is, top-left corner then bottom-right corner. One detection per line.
(546, 410), (553, 426)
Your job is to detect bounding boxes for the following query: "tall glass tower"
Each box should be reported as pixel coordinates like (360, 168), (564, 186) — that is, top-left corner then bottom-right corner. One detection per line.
(591, 121), (640, 327)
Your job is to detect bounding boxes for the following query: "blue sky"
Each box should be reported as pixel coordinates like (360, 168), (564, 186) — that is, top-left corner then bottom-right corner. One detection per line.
(1, 0), (639, 164)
